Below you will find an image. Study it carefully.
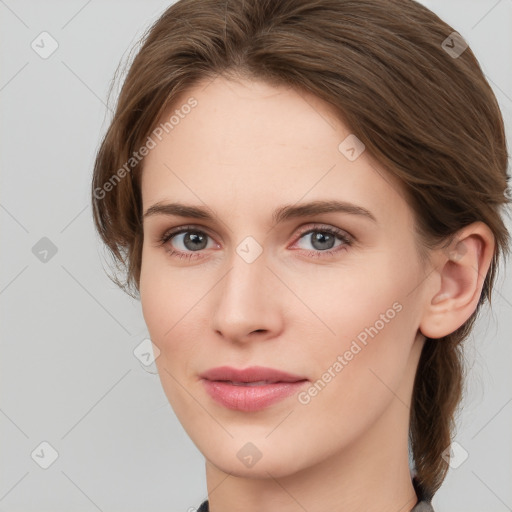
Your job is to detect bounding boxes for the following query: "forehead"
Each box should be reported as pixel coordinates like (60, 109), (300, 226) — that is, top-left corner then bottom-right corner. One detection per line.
(141, 76), (411, 227)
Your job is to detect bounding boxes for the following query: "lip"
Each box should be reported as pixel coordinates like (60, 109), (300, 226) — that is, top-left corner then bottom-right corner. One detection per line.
(200, 366), (309, 412)
(200, 365), (307, 383)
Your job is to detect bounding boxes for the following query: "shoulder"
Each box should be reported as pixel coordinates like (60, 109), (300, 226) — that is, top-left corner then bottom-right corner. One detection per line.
(197, 498), (434, 511)
(197, 500), (209, 512)
(412, 502), (435, 511)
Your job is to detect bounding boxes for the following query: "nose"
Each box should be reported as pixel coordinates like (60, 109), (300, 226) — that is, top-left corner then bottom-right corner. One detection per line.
(211, 246), (283, 344)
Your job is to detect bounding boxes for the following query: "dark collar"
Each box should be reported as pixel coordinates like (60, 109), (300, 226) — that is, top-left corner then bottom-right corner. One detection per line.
(197, 479), (435, 512)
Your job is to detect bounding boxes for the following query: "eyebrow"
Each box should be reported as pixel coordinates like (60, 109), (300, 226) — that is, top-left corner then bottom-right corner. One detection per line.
(144, 200), (377, 224)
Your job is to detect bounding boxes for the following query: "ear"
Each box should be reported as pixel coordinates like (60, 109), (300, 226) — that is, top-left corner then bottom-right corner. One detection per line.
(419, 222), (495, 339)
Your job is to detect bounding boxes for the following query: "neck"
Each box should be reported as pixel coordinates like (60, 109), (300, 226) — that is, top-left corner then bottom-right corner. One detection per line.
(205, 395), (418, 512)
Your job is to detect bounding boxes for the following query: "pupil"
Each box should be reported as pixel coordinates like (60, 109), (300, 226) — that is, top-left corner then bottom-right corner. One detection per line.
(185, 232), (207, 251)
(312, 232), (334, 250)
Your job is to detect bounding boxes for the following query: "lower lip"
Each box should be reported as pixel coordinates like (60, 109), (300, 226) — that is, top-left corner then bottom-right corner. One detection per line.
(202, 379), (308, 412)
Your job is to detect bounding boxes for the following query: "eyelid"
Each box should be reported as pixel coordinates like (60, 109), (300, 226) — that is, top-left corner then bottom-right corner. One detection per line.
(158, 222), (353, 244)
(157, 224), (219, 246)
(290, 223), (353, 244)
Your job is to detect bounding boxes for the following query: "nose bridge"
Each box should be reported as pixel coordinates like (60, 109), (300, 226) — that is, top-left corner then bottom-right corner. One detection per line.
(221, 242), (268, 311)
(212, 237), (277, 339)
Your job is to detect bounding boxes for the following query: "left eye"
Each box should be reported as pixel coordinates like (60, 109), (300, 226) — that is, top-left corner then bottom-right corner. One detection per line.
(164, 230), (215, 252)
(294, 228), (351, 252)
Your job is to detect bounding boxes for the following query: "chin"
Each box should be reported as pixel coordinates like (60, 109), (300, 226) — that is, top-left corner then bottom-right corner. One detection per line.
(198, 434), (314, 480)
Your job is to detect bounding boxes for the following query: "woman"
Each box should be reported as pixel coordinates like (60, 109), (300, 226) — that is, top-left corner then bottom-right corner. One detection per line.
(91, 0), (510, 510)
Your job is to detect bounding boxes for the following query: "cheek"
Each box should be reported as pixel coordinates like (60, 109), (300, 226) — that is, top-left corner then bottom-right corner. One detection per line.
(295, 253), (416, 341)
(139, 257), (201, 414)
(139, 250), (179, 351)
(296, 248), (421, 387)
(289, 278), (418, 450)
(139, 249), (206, 370)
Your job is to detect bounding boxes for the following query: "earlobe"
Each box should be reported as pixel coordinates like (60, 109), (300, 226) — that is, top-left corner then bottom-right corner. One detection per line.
(419, 222), (495, 339)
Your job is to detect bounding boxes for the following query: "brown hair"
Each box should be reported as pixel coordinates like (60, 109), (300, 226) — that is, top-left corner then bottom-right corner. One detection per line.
(91, 0), (510, 497)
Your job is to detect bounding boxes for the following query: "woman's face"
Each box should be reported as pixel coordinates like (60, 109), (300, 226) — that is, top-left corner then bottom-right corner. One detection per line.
(139, 76), (430, 478)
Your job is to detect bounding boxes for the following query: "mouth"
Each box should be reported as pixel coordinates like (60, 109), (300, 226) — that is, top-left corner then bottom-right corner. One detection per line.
(199, 366), (309, 412)
(199, 365), (307, 383)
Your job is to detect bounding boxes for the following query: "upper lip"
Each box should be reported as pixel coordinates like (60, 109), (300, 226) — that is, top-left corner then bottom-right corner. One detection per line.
(200, 365), (308, 383)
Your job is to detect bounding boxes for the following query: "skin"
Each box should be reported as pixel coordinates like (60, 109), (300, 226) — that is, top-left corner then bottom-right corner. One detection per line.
(138, 75), (494, 512)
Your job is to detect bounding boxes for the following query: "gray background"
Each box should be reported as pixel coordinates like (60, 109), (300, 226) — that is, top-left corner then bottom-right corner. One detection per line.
(0, 1), (511, 511)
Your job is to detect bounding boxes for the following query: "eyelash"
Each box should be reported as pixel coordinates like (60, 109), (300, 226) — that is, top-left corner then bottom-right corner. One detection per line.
(157, 224), (353, 261)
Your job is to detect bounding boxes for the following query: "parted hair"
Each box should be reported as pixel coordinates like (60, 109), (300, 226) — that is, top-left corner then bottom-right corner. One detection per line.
(91, 0), (510, 497)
